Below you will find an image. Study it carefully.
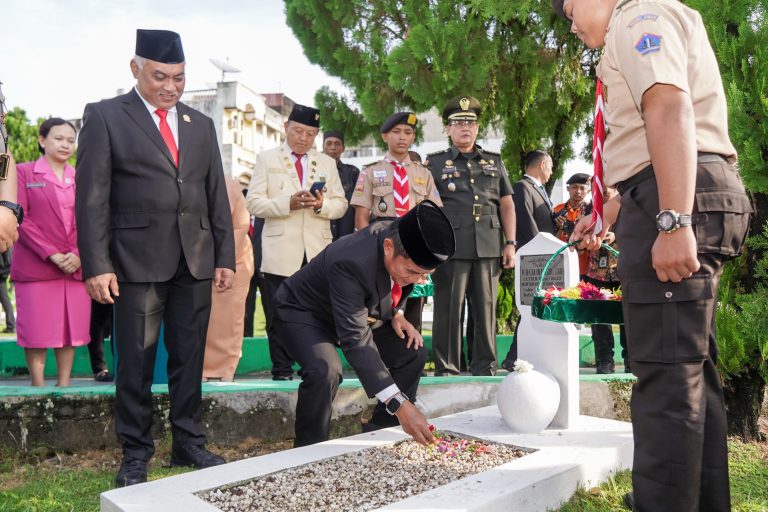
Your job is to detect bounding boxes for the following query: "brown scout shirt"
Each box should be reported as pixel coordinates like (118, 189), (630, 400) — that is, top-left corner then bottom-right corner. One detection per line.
(351, 154), (442, 218)
(597, 0), (737, 186)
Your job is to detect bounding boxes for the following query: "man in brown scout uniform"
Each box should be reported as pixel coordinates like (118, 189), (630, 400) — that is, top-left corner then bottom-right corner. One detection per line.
(351, 111), (442, 333)
(552, 1), (752, 510)
(425, 96), (517, 376)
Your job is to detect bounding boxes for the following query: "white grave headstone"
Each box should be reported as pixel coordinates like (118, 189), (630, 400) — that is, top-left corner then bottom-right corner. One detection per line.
(514, 233), (580, 428)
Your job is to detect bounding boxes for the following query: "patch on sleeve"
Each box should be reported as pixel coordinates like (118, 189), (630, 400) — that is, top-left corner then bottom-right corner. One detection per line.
(627, 13), (659, 28)
(634, 33), (662, 55)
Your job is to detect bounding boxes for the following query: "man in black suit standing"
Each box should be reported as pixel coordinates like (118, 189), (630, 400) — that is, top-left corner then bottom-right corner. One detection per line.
(272, 200), (454, 447)
(500, 150), (556, 371)
(323, 130), (359, 241)
(76, 29), (235, 487)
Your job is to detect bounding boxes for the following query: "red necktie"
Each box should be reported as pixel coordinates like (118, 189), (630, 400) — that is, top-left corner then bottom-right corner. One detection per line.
(391, 283), (402, 309)
(392, 161), (410, 217)
(292, 152), (305, 185)
(591, 79), (606, 234)
(155, 109), (178, 167)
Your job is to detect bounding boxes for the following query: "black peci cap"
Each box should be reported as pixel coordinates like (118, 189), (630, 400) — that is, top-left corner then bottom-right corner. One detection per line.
(566, 173), (592, 185)
(552, 0), (567, 19)
(288, 104), (320, 128)
(442, 96), (481, 123)
(396, 200), (455, 270)
(135, 29), (185, 64)
(323, 130), (344, 143)
(380, 112), (418, 133)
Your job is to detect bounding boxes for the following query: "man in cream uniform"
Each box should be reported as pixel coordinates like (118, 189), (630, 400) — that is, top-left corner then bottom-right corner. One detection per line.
(246, 104), (347, 380)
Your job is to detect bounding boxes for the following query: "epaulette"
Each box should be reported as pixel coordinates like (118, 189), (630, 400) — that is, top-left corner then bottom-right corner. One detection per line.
(483, 149), (501, 156)
(427, 149), (448, 157)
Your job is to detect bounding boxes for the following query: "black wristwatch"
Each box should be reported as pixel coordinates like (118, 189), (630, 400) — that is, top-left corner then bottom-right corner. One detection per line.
(505, 240), (517, 247)
(385, 391), (409, 416)
(0, 200), (23, 225)
(656, 209), (692, 234)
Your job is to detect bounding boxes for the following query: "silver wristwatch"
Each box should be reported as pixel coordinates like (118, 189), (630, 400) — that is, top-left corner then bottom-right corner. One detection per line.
(656, 209), (692, 234)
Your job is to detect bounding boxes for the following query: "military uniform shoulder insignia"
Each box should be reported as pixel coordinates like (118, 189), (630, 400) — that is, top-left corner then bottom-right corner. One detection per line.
(427, 150), (448, 157)
(482, 149), (501, 156)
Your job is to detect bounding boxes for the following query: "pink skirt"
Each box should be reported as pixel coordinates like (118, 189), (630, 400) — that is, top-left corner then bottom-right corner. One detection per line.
(15, 278), (91, 349)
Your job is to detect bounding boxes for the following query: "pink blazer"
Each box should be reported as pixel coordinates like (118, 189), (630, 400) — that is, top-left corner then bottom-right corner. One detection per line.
(11, 157), (82, 282)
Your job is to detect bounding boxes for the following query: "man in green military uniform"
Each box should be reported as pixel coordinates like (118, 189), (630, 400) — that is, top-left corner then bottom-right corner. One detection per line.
(425, 96), (517, 376)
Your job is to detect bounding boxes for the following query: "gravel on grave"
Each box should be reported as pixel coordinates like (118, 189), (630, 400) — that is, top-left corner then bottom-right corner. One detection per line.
(200, 433), (528, 512)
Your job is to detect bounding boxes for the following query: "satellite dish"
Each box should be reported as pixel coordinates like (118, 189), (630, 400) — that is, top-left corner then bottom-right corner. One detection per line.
(210, 58), (241, 82)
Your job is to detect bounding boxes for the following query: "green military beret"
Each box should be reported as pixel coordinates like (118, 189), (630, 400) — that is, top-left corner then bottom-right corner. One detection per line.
(552, 0), (567, 19)
(381, 111), (418, 133)
(442, 96), (482, 123)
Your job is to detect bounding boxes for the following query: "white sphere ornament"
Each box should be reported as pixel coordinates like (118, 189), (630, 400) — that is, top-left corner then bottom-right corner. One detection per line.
(497, 360), (560, 433)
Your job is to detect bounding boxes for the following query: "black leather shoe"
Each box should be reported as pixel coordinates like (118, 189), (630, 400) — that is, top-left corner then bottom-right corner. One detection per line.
(272, 374), (293, 381)
(500, 359), (515, 372)
(170, 444), (225, 468)
(94, 370), (114, 382)
(596, 362), (616, 374)
(624, 361), (632, 373)
(115, 457), (147, 487)
(623, 492), (635, 510)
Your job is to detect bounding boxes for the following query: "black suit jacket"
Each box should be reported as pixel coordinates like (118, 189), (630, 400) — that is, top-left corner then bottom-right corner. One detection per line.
(76, 89), (235, 282)
(274, 222), (412, 397)
(512, 176), (556, 248)
(330, 161), (360, 241)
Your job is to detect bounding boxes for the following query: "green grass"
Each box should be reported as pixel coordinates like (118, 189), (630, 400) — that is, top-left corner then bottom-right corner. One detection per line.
(555, 439), (768, 511)
(0, 439), (764, 511)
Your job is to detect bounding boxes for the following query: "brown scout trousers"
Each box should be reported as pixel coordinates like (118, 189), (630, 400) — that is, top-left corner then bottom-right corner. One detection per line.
(615, 155), (750, 512)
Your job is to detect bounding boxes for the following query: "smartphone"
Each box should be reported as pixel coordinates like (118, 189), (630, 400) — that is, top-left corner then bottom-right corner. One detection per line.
(309, 181), (325, 197)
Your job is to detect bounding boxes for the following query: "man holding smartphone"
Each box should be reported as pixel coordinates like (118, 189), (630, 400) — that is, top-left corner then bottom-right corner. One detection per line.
(245, 104), (348, 381)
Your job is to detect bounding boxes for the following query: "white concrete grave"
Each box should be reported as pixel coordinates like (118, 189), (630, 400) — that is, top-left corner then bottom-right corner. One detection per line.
(515, 233), (580, 429)
(101, 406), (633, 512)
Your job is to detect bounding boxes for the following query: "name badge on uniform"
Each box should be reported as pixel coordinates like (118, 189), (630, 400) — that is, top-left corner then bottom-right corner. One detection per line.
(373, 170), (387, 178)
(26, 182), (45, 188)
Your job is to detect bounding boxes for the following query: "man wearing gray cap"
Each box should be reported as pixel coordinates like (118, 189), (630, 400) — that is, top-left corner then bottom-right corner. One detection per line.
(76, 29), (235, 487)
(322, 130), (359, 241)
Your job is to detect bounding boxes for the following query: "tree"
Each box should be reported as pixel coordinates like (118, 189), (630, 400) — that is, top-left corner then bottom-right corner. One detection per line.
(682, 0), (768, 441)
(5, 107), (41, 164)
(285, 0), (601, 332)
(284, 0), (597, 180)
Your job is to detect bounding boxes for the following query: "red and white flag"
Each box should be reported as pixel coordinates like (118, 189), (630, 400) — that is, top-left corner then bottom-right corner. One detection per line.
(591, 79), (606, 234)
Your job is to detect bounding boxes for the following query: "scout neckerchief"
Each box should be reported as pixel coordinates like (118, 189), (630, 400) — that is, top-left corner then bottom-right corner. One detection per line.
(591, 79), (606, 234)
(387, 157), (410, 218)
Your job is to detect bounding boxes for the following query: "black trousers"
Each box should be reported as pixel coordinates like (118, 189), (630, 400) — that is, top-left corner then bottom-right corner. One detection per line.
(243, 270), (268, 338)
(616, 158), (749, 512)
(432, 257), (499, 376)
(274, 314), (427, 447)
(0, 274), (14, 330)
(87, 300), (113, 375)
(113, 258), (212, 461)
(582, 277), (627, 365)
(262, 273), (296, 377)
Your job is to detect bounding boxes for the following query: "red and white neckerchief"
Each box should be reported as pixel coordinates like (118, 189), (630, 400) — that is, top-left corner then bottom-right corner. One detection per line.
(591, 79), (606, 234)
(388, 158), (410, 217)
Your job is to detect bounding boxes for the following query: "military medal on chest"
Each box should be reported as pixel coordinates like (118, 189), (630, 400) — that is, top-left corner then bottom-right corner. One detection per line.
(378, 196), (388, 212)
(447, 182), (456, 192)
